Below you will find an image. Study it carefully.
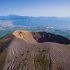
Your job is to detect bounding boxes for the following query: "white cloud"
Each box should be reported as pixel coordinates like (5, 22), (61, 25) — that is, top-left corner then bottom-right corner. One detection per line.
(0, 20), (15, 27)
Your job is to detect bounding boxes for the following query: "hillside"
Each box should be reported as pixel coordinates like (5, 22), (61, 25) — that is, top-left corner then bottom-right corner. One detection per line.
(13, 30), (70, 44)
(13, 30), (36, 43)
(0, 30), (70, 70)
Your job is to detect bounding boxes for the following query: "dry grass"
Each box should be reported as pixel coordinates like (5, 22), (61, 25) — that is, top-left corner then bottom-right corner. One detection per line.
(34, 50), (49, 70)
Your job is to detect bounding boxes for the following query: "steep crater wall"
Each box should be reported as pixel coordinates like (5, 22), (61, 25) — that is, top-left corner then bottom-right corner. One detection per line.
(32, 32), (70, 44)
(13, 30), (70, 44)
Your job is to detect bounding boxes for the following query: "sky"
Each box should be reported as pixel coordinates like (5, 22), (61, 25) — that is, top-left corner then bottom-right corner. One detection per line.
(0, 0), (70, 17)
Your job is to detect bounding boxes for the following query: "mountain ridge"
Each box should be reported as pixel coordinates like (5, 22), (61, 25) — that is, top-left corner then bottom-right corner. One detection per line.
(0, 30), (70, 70)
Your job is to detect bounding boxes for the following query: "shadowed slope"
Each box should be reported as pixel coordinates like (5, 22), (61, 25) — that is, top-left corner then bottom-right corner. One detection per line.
(0, 34), (14, 53)
(32, 32), (70, 44)
(0, 34), (14, 70)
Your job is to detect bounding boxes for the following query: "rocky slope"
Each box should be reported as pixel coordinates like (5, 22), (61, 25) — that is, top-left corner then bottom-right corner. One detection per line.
(0, 30), (70, 70)
(13, 30), (70, 44)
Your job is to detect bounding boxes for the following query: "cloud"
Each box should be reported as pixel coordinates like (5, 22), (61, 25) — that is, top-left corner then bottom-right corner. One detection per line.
(0, 20), (15, 27)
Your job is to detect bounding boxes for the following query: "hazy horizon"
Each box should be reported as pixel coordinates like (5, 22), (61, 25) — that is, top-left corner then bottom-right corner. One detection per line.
(1, 15), (70, 18)
(0, 0), (70, 17)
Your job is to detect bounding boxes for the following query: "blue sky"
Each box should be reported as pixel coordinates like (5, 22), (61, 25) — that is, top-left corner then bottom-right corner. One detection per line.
(0, 0), (70, 17)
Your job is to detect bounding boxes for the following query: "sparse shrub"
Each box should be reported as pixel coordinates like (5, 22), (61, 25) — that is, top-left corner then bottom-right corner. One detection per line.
(34, 50), (49, 70)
